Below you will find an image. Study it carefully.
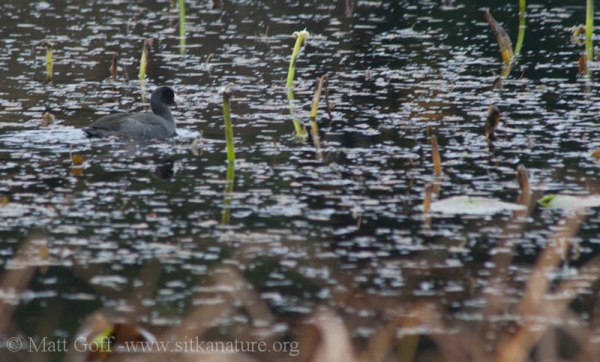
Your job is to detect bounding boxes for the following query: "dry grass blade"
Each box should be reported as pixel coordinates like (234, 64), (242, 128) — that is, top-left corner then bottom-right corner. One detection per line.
(412, 303), (488, 362)
(0, 240), (38, 335)
(361, 307), (427, 362)
(517, 213), (586, 316)
(137, 266), (275, 362)
(301, 311), (357, 362)
(559, 309), (598, 361)
(496, 212), (587, 362)
(360, 322), (397, 362)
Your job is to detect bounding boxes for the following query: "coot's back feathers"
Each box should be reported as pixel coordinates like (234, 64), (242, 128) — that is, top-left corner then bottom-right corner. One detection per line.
(84, 86), (178, 141)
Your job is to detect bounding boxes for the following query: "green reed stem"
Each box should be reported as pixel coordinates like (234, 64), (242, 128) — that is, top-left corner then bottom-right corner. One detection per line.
(514, 0), (526, 57)
(586, 0), (594, 63)
(179, 0), (186, 54)
(286, 30), (309, 88)
(221, 84), (235, 163)
(286, 30), (309, 138)
(288, 89), (307, 138)
(221, 161), (235, 225)
(45, 42), (53, 84)
(221, 84), (235, 225)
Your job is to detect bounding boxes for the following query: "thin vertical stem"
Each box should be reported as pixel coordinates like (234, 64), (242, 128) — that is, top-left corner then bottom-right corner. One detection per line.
(221, 85), (235, 163)
(286, 30), (309, 138)
(586, 0), (594, 63)
(286, 30), (309, 88)
(514, 0), (526, 57)
(179, 0), (186, 54)
(45, 42), (53, 84)
(139, 39), (152, 81)
(431, 135), (442, 176)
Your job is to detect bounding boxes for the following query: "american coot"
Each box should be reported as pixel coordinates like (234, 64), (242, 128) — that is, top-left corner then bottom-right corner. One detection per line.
(83, 86), (179, 141)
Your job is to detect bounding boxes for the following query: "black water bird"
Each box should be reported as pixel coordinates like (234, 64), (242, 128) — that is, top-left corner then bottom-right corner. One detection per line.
(83, 86), (180, 141)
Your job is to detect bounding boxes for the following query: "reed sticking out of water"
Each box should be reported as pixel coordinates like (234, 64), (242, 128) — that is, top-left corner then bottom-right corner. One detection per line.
(178, 0), (186, 54)
(287, 30), (309, 138)
(483, 9), (514, 65)
(586, 0), (594, 63)
(139, 38), (153, 81)
(485, 105), (500, 140)
(423, 183), (432, 214)
(220, 84), (235, 224)
(310, 75), (329, 121)
(431, 135), (442, 176)
(41, 112), (54, 127)
(287, 30), (309, 88)
(110, 53), (118, 82)
(32, 40), (54, 83)
(71, 154), (84, 176)
(516, 164), (531, 208)
(309, 75), (329, 155)
(45, 41), (53, 84)
(222, 161), (235, 225)
(516, 164), (530, 195)
(220, 84), (235, 163)
(514, 0), (526, 57)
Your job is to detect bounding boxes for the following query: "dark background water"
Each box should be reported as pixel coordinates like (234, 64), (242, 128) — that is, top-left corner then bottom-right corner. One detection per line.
(1, 0), (600, 360)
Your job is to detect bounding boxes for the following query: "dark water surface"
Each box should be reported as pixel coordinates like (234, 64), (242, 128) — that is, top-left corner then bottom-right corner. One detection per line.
(1, 0), (600, 360)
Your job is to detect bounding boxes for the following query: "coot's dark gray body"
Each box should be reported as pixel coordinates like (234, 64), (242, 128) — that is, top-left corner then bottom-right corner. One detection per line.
(83, 86), (178, 141)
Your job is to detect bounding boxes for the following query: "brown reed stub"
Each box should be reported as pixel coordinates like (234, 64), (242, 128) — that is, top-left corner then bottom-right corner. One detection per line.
(579, 54), (588, 76)
(41, 112), (54, 127)
(516, 164), (530, 195)
(423, 183), (433, 213)
(431, 135), (442, 175)
(515, 165), (532, 209)
(483, 8), (514, 64)
(110, 52), (118, 81)
(71, 154), (84, 165)
(310, 74), (330, 120)
(485, 105), (500, 140)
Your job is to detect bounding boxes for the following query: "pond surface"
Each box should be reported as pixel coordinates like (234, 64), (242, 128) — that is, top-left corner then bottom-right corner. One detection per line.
(2, 0), (600, 361)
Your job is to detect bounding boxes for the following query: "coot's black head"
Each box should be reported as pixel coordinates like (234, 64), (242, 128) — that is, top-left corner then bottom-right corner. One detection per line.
(152, 86), (177, 106)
